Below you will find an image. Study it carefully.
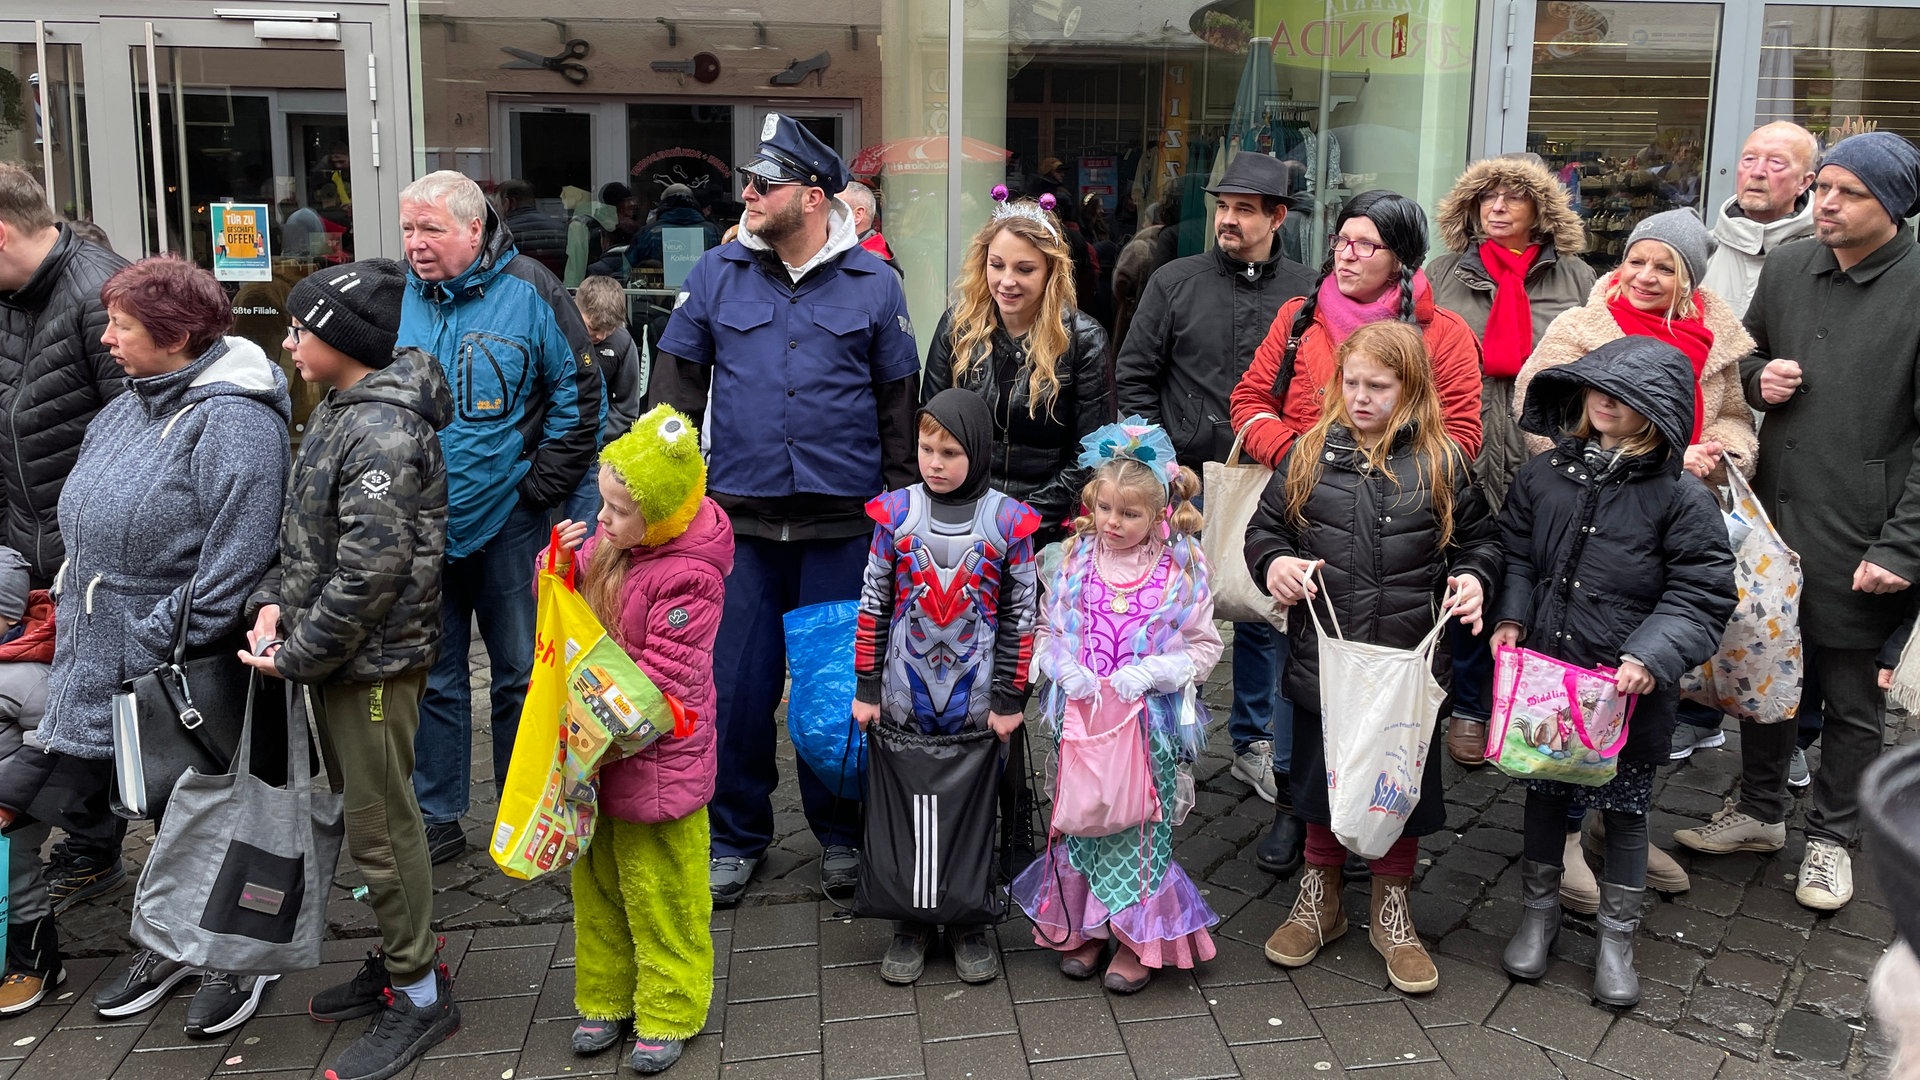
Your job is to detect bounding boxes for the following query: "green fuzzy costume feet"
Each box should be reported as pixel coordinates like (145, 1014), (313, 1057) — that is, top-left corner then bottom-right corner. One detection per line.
(573, 809), (714, 1039)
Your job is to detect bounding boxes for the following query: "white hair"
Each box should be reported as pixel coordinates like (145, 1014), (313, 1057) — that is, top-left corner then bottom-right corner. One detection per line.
(400, 170), (487, 225)
(839, 182), (876, 218)
(1872, 941), (1920, 1079)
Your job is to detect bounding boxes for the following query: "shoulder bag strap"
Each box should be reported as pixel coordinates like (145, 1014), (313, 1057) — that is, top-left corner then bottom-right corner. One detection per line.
(168, 571), (196, 667)
(1302, 561), (1342, 644)
(1226, 411), (1281, 468)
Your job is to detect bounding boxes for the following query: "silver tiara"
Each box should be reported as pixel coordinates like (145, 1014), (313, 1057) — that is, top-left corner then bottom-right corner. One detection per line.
(990, 185), (1061, 241)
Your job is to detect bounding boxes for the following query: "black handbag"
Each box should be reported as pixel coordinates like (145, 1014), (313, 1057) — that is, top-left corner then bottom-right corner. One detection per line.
(853, 723), (1004, 925)
(109, 578), (255, 820)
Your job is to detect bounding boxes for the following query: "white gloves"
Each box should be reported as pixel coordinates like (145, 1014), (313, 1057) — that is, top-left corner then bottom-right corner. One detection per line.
(1108, 664), (1155, 701)
(1053, 660), (1100, 701)
(1108, 654), (1195, 701)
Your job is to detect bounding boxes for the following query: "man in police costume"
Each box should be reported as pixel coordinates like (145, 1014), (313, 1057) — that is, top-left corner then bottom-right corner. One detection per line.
(655, 115), (920, 906)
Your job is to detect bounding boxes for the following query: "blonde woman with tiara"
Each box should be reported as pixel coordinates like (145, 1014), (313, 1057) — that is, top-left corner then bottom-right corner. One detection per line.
(923, 187), (1114, 547)
(1242, 321), (1501, 995)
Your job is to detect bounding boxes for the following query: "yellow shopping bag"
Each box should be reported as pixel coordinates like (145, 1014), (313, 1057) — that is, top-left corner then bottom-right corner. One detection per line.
(490, 533), (693, 880)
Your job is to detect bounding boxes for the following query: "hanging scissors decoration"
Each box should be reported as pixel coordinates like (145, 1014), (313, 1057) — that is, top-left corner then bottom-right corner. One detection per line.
(500, 39), (591, 85)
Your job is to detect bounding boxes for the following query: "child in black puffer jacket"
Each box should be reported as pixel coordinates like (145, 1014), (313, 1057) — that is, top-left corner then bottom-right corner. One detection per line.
(1492, 335), (1736, 1008)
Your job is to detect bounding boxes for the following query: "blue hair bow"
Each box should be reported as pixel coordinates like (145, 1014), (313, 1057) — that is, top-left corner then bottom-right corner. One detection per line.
(1077, 416), (1179, 489)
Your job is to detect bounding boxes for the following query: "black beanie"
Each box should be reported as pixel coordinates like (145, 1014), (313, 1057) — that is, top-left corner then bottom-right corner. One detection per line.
(286, 258), (405, 369)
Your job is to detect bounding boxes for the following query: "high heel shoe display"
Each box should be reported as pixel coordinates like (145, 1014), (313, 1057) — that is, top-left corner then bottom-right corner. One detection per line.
(771, 50), (830, 86)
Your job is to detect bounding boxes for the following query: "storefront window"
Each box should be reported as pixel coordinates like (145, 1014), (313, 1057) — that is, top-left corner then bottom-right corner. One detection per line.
(1760, 5), (1920, 153)
(1524, 1), (1720, 271)
(0, 39), (90, 226)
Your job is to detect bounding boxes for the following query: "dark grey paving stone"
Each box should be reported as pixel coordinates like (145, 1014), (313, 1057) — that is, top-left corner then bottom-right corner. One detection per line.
(1191, 940), (1285, 988)
(1769, 1008), (1852, 1067)
(1229, 1035), (1343, 1075)
(1739, 885), (1818, 932)
(533, 961), (577, 1021)
(1310, 1000), (1439, 1068)
(1285, 964), (1395, 1008)
(1435, 928), (1510, 973)
(701, 976), (729, 1038)
(1826, 897), (1895, 942)
(412, 1050), (519, 1079)
(1678, 984), (1774, 1061)
(1801, 928), (1885, 980)
(723, 998), (823, 1062)
(1213, 899), (1286, 950)
(1722, 916), (1810, 963)
(512, 1017), (619, 1079)
(1016, 997), (1124, 1063)
(12, 1022), (143, 1079)
(1105, 971), (1209, 1023)
(1025, 1055), (1134, 1080)
(1004, 948), (1100, 1005)
(1117, 1015), (1239, 1080)
(1403, 952), (1512, 1027)
(730, 946), (821, 1003)
(112, 1046), (231, 1080)
(1636, 936), (1710, 989)
(1427, 1024), (1562, 1080)
(1703, 951), (1788, 1002)
(733, 902), (824, 951)
(1642, 900), (1729, 954)
(820, 965), (917, 1023)
(817, 915), (893, 968)
(455, 942), (555, 999)
(437, 994), (537, 1055)
(1673, 875), (1747, 918)
(1591, 1017), (1733, 1078)
(1202, 980), (1315, 1045)
(709, 1050), (822, 1078)
(913, 980), (1017, 1041)
(821, 1013), (921, 1080)
(469, 923), (565, 949)
(922, 1033), (1028, 1080)
(1794, 970), (1869, 1021)
(713, 929), (733, 981)
(1487, 981), (1616, 1059)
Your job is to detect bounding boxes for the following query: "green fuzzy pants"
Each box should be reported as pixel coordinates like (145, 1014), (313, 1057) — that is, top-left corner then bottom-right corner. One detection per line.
(572, 809), (714, 1039)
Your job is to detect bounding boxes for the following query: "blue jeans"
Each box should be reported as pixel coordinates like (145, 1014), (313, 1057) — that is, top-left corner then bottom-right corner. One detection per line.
(1231, 621), (1293, 774)
(413, 498), (547, 825)
(709, 532), (870, 859)
(561, 469), (602, 539)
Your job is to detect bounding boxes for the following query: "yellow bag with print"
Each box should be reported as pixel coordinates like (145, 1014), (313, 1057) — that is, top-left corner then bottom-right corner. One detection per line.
(490, 533), (692, 880)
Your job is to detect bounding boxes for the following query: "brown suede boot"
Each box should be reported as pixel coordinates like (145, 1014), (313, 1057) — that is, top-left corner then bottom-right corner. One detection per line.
(1370, 875), (1438, 993)
(1264, 863), (1347, 967)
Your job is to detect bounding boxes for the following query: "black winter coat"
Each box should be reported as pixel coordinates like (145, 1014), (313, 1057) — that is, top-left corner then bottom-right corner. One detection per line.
(922, 308), (1113, 530)
(1494, 337), (1737, 766)
(1244, 424), (1502, 714)
(1114, 241), (1317, 469)
(0, 225), (129, 583)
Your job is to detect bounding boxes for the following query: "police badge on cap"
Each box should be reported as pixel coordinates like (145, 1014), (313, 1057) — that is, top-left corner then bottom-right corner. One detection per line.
(742, 113), (848, 193)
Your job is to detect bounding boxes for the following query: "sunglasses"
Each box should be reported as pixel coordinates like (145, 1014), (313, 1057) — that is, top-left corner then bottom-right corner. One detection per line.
(743, 173), (801, 197)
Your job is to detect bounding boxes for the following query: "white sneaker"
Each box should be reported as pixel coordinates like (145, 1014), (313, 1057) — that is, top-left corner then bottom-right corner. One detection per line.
(1673, 799), (1786, 854)
(1232, 740), (1278, 804)
(1795, 839), (1853, 911)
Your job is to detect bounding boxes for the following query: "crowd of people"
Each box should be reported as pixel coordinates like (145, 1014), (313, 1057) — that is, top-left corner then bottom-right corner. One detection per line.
(0, 110), (1918, 1077)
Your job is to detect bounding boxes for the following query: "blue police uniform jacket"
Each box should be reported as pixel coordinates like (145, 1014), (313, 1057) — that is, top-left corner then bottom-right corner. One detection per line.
(398, 206), (601, 559)
(658, 237), (920, 501)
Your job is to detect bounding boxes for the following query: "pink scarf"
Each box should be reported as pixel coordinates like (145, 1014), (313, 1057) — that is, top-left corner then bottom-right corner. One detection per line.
(1316, 270), (1428, 346)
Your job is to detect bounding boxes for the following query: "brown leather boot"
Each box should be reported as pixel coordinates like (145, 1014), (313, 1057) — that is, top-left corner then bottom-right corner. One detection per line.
(1446, 716), (1488, 767)
(1370, 875), (1438, 993)
(1264, 863), (1347, 967)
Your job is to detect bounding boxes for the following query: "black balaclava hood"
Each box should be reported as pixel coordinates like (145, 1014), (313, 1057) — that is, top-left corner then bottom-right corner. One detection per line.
(918, 388), (995, 505)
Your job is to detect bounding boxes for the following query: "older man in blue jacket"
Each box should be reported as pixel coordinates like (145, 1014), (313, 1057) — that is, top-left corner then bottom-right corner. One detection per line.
(395, 170), (602, 864)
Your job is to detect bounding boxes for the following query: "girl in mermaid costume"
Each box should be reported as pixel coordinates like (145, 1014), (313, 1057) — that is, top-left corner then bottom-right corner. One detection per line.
(1013, 418), (1223, 993)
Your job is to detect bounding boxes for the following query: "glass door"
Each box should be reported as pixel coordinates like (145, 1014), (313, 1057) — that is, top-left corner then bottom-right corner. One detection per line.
(0, 21), (98, 239)
(93, 10), (391, 443)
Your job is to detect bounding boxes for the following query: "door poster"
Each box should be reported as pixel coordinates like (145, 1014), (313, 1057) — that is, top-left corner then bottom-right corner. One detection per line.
(212, 203), (273, 282)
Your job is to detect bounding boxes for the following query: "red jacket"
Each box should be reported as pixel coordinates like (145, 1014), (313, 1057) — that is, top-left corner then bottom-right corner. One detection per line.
(0, 591), (54, 665)
(588, 499), (734, 825)
(1228, 279), (1485, 469)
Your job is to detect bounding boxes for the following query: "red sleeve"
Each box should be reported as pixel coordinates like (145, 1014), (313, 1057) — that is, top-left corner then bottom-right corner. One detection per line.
(1428, 311), (1486, 460)
(1230, 298), (1309, 469)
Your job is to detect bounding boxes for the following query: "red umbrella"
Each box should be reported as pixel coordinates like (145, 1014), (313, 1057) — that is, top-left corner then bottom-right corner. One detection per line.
(848, 136), (1011, 176)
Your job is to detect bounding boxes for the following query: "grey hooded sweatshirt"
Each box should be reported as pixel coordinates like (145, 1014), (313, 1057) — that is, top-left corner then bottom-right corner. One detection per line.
(41, 336), (291, 760)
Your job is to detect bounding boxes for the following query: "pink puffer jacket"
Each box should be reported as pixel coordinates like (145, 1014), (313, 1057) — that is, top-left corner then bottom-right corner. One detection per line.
(587, 498), (733, 824)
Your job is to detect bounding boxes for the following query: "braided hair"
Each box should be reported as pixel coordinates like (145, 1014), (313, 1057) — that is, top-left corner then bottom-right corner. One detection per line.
(1285, 189), (1433, 342)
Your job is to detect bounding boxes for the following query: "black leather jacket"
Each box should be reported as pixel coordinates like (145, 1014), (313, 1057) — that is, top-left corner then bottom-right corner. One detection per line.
(922, 307), (1113, 530)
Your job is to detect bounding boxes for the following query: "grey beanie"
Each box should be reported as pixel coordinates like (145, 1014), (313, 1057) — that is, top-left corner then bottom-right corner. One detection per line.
(1822, 131), (1920, 226)
(1625, 208), (1711, 288)
(0, 547), (28, 623)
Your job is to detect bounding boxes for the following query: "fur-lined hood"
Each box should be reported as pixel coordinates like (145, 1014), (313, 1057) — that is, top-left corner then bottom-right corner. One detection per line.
(1437, 156), (1586, 256)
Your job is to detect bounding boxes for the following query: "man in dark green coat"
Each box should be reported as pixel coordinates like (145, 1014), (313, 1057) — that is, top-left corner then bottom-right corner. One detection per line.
(1674, 132), (1920, 915)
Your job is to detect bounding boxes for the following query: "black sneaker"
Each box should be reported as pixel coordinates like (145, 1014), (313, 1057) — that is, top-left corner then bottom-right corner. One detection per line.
(47, 858), (128, 915)
(310, 951), (388, 1022)
(879, 922), (931, 985)
(93, 948), (198, 1018)
(425, 821), (467, 865)
(630, 1038), (684, 1074)
(572, 1017), (626, 1054)
(949, 927), (1000, 984)
(186, 971), (278, 1037)
(323, 969), (460, 1080)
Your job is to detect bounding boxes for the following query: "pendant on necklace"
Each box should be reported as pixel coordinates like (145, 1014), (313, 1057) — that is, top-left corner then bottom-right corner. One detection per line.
(1109, 593), (1131, 615)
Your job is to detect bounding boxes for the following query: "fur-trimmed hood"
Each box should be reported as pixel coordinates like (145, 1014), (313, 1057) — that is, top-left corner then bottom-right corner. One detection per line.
(1437, 156), (1585, 256)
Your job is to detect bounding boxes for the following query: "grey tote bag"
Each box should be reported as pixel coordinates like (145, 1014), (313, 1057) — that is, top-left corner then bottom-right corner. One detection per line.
(130, 679), (344, 974)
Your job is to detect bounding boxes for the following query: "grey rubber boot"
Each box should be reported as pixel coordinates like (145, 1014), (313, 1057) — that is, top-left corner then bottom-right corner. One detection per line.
(1593, 881), (1645, 1007)
(1501, 859), (1562, 980)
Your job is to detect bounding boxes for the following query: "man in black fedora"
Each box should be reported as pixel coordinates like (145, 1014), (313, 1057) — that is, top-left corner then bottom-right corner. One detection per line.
(1114, 151), (1315, 868)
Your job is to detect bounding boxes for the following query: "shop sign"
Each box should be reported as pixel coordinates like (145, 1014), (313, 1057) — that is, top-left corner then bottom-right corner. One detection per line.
(1158, 62), (1191, 184)
(212, 203), (272, 282)
(630, 148), (732, 198)
(1257, 0), (1475, 74)
(1080, 156), (1118, 210)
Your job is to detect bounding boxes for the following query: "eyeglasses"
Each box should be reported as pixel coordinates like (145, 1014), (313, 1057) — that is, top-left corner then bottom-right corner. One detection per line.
(287, 324), (307, 344)
(1478, 188), (1532, 208)
(1330, 235), (1383, 259)
(743, 173), (801, 197)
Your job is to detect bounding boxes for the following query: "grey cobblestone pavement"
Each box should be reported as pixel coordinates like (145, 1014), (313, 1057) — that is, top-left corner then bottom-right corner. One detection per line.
(7, 637), (1907, 1078)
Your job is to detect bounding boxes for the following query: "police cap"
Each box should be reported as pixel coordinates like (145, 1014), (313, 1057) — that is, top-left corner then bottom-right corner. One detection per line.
(741, 113), (848, 193)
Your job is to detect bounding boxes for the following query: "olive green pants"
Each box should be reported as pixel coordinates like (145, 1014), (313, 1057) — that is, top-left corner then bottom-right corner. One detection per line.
(309, 671), (437, 984)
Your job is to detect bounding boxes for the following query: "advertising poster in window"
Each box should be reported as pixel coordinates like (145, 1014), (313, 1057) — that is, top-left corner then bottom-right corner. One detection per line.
(212, 203), (273, 282)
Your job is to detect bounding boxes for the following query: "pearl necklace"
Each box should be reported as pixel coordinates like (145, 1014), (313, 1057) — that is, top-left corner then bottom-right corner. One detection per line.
(1093, 543), (1157, 615)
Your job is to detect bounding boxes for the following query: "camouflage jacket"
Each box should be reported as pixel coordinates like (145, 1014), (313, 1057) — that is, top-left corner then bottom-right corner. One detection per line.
(250, 347), (453, 684)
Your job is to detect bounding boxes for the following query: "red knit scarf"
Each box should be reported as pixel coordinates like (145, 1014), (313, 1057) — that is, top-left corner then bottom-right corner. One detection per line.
(1478, 241), (1538, 378)
(1606, 287), (1715, 444)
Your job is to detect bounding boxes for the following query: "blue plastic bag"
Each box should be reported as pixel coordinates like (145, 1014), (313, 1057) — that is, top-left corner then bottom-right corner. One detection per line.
(783, 600), (866, 799)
